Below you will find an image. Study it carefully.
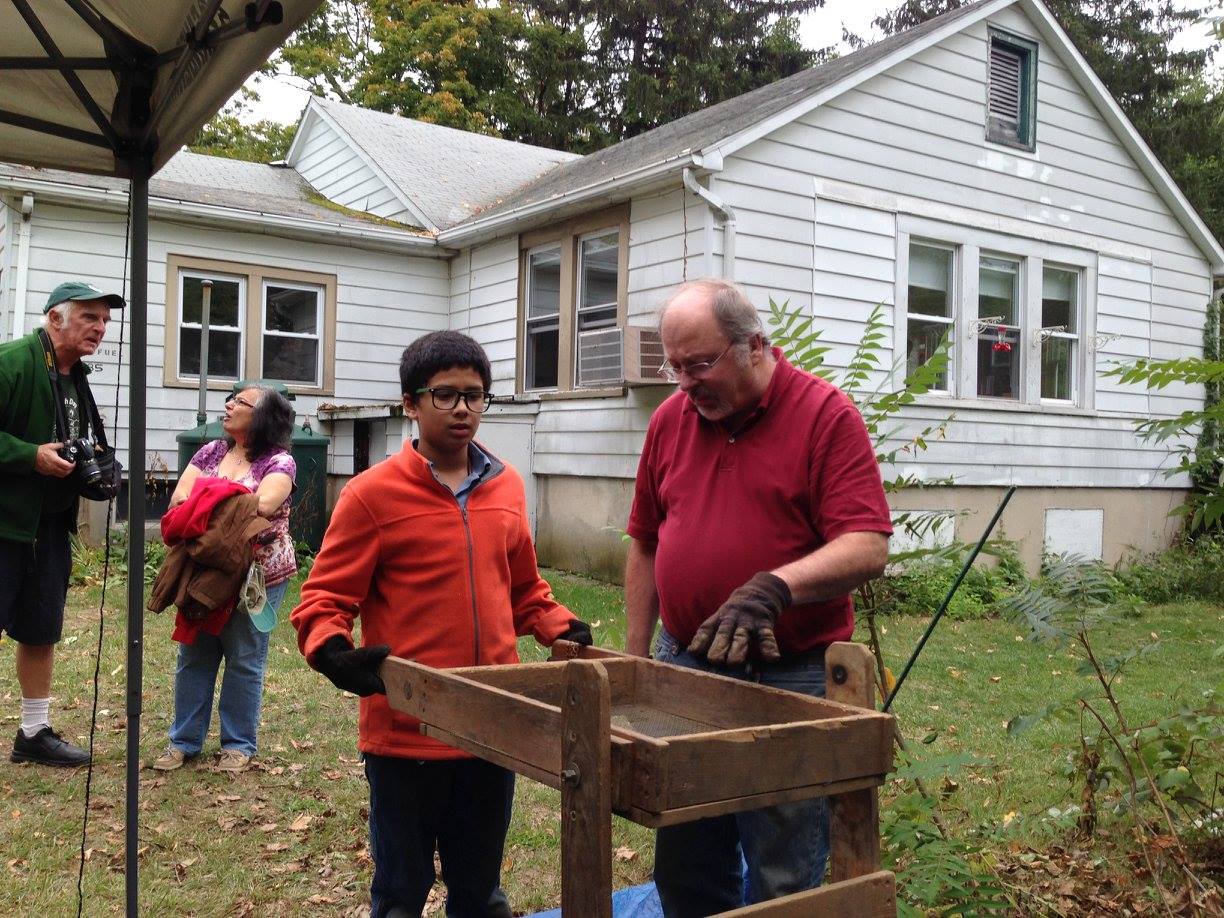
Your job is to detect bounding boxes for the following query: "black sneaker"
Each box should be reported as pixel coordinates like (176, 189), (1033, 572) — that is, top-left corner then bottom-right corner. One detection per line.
(11, 727), (90, 767)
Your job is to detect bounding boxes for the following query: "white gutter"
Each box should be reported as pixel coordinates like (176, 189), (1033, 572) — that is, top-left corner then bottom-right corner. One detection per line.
(682, 168), (737, 280)
(438, 152), (704, 248)
(13, 193), (32, 340)
(0, 175), (448, 257)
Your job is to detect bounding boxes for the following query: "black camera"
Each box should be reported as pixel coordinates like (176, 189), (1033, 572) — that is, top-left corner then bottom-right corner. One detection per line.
(59, 437), (104, 488)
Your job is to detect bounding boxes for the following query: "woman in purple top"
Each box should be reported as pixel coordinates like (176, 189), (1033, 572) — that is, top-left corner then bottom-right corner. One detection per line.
(153, 385), (297, 774)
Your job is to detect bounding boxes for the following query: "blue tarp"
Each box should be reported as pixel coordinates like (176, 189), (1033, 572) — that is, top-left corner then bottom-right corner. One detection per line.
(528, 882), (663, 918)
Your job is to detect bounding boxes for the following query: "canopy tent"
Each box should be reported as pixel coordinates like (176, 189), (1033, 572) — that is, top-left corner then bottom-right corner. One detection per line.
(0, 2), (321, 912)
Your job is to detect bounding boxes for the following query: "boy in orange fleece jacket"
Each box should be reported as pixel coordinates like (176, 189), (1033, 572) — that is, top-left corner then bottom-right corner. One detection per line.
(292, 331), (591, 918)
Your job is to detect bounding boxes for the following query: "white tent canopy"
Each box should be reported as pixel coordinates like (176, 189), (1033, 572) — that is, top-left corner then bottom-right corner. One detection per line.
(0, 2), (320, 912)
(0, 0), (314, 176)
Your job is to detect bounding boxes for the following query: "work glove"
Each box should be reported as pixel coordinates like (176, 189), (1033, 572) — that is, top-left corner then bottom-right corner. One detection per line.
(556, 619), (593, 646)
(688, 572), (790, 667)
(314, 635), (390, 697)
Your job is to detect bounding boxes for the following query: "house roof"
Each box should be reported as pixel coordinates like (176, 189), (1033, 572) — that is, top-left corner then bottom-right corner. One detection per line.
(463, 1), (995, 224)
(0, 150), (426, 233)
(306, 97), (580, 231)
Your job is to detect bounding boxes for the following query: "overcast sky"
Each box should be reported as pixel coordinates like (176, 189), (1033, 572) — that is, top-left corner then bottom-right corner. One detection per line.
(238, 0), (1218, 125)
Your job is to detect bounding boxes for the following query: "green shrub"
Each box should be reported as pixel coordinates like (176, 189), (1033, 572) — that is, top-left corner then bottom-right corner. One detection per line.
(1116, 535), (1224, 604)
(874, 543), (1027, 620)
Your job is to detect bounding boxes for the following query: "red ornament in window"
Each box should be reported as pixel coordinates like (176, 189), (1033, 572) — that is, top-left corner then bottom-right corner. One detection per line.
(992, 326), (1012, 353)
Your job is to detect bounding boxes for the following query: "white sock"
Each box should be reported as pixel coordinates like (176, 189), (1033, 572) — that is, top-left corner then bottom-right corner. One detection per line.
(20, 698), (50, 738)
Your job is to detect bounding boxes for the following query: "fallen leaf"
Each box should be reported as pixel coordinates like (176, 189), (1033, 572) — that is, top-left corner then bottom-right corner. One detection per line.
(614, 846), (637, 862)
(259, 823), (278, 833)
(265, 842), (292, 852)
(990, 675), (1002, 683)
(289, 814), (313, 832)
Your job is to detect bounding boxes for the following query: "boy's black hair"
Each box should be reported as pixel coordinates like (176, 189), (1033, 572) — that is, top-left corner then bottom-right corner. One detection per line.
(399, 331), (493, 398)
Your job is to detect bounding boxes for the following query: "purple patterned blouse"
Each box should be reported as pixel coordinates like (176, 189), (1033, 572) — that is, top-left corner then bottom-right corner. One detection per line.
(189, 439), (297, 585)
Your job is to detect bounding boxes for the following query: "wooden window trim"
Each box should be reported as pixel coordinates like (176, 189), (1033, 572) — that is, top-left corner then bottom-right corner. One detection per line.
(517, 203), (631, 394)
(164, 253), (338, 396)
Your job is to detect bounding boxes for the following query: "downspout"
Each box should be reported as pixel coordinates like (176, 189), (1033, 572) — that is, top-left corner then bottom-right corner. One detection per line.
(682, 168), (737, 280)
(13, 193), (33, 340)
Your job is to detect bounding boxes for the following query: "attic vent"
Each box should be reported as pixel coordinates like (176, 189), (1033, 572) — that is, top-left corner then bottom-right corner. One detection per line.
(988, 45), (1022, 126)
(986, 31), (1037, 151)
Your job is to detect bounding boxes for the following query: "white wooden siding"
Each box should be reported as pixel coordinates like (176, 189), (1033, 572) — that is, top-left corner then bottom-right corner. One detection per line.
(707, 6), (1210, 489)
(293, 115), (414, 224)
(18, 201), (448, 475)
(449, 237), (520, 391)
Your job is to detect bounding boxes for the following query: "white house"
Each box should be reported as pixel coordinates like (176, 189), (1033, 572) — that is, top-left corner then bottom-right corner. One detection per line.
(2, 0), (1219, 576)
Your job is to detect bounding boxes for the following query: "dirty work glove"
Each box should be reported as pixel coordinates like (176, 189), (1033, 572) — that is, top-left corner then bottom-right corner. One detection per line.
(557, 619), (593, 646)
(314, 635), (390, 697)
(688, 572), (790, 667)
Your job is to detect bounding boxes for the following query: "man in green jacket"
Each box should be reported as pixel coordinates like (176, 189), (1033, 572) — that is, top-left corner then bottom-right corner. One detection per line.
(0, 281), (123, 767)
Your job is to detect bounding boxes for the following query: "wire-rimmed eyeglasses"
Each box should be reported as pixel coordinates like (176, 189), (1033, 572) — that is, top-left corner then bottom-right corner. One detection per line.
(414, 387), (494, 412)
(657, 343), (735, 383)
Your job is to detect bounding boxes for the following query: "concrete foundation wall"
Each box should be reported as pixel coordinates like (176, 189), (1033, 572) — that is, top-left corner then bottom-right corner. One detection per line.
(534, 476), (1190, 582)
(534, 475), (637, 583)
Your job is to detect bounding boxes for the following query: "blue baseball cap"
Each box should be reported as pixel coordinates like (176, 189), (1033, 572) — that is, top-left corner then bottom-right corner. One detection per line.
(249, 597), (279, 634)
(44, 281), (125, 314)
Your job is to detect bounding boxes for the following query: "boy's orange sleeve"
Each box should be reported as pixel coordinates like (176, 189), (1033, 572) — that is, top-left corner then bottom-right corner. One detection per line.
(506, 489), (577, 645)
(290, 485), (382, 666)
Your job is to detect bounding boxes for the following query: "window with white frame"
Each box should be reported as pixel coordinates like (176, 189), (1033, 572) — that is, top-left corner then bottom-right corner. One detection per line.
(525, 245), (562, 390)
(262, 280), (324, 386)
(1040, 266), (1079, 402)
(905, 242), (954, 390)
(166, 255), (337, 395)
(898, 221), (1093, 409)
(977, 256), (1021, 400)
(519, 205), (628, 393)
(178, 271), (245, 380)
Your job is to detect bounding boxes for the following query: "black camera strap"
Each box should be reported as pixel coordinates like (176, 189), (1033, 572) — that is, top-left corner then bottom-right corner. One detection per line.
(36, 327), (110, 453)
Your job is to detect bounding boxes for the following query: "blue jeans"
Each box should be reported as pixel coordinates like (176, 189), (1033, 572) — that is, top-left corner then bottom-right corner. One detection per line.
(167, 580), (287, 758)
(652, 628), (830, 917)
(365, 754), (515, 918)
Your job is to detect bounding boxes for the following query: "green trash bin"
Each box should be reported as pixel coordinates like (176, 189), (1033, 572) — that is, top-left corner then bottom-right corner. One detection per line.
(175, 380), (330, 553)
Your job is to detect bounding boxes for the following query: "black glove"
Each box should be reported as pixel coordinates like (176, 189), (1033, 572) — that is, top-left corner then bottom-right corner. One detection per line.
(314, 635), (390, 697)
(557, 619), (593, 646)
(688, 572), (791, 667)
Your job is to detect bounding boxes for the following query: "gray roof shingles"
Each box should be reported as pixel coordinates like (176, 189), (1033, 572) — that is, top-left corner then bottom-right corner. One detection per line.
(0, 149), (426, 233)
(312, 97), (579, 231)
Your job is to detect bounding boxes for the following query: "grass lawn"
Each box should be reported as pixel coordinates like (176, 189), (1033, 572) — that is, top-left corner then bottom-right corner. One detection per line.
(0, 566), (1218, 914)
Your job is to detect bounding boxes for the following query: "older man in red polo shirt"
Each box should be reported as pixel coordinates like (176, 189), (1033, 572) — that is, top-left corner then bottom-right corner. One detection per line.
(625, 278), (892, 916)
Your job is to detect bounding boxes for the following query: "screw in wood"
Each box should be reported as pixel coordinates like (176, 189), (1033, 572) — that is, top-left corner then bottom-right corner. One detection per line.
(403, 684), (412, 699)
(561, 766), (580, 786)
(831, 664), (848, 685)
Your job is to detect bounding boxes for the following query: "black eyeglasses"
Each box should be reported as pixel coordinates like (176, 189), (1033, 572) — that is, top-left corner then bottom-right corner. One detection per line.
(414, 387), (494, 412)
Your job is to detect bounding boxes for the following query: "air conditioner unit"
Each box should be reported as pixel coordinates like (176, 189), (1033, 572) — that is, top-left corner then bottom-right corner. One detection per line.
(577, 328), (623, 387)
(576, 326), (672, 388)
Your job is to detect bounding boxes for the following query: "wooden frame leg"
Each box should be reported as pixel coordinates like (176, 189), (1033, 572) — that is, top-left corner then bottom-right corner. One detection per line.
(824, 642), (882, 883)
(560, 660), (612, 918)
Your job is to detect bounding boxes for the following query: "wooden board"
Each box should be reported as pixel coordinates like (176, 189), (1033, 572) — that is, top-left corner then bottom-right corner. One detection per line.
(825, 643), (884, 883)
(716, 871), (896, 917)
(561, 661), (612, 918)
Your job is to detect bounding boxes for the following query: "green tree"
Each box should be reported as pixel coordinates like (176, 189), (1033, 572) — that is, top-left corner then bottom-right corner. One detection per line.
(189, 103), (297, 163)
(273, 0), (828, 152)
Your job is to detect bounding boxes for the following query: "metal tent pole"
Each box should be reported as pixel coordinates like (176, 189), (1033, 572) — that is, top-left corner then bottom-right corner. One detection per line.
(125, 157), (149, 917)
